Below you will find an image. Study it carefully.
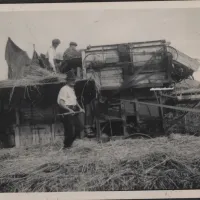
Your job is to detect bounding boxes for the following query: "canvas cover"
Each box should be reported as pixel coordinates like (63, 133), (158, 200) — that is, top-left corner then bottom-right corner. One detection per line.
(5, 37), (31, 79)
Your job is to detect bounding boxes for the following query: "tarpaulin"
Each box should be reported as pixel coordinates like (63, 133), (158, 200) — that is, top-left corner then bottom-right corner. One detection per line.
(5, 37), (31, 79)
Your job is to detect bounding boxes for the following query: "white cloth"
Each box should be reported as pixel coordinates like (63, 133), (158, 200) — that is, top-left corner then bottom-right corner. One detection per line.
(57, 85), (77, 106)
(46, 46), (56, 71)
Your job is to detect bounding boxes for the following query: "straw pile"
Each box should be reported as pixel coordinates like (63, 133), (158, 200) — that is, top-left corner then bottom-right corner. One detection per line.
(0, 64), (66, 89)
(1, 134), (200, 192)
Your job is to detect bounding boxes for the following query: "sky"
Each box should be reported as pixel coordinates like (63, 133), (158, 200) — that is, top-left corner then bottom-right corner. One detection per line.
(0, 7), (200, 80)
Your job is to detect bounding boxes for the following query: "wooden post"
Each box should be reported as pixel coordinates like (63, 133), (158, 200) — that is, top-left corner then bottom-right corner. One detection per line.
(120, 100), (128, 136)
(51, 124), (55, 143)
(184, 115), (187, 133)
(77, 67), (81, 79)
(81, 51), (87, 79)
(15, 109), (20, 148)
(50, 107), (54, 144)
(96, 118), (101, 141)
(167, 54), (173, 82)
(79, 112), (85, 139)
(94, 99), (101, 141)
(133, 98), (140, 126)
(158, 96), (165, 134)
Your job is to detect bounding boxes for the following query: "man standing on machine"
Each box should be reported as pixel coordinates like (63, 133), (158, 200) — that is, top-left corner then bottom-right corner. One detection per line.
(46, 38), (61, 72)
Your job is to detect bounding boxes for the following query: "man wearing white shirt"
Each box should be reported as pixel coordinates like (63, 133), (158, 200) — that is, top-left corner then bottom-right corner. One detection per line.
(57, 78), (85, 148)
(46, 39), (61, 72)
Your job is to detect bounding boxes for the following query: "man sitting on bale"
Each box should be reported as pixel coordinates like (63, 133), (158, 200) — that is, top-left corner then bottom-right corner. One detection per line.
(57, 77), (85, 149)
(46, 38), (61, 73)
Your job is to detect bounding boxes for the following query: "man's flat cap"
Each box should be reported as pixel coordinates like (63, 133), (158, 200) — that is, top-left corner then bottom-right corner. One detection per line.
(52, 39), (61, 44)
(70, 42), (77, 46)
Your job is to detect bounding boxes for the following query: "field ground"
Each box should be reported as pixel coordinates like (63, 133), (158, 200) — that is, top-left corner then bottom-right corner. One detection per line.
(1, 134), (200, 192)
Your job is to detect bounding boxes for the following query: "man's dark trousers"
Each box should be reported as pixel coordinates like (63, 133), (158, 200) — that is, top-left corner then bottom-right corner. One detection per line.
(60, 106), (84, 148)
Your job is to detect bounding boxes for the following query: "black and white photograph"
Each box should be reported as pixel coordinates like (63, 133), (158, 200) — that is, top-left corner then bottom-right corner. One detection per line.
(1, 1), (200, 195)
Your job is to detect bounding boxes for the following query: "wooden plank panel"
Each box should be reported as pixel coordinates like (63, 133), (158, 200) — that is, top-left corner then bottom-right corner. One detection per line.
(133, 73), (166, 86)
(87, 67), (123, 88)
(101, 81), (122, 87)
(17, 124), (56, 147)
(20, 106), (54, 123)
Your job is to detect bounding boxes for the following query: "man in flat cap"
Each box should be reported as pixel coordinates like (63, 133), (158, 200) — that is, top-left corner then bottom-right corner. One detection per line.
(46, 38), (61, 72)
(62, 41), (82, 79)
(63, 42), (81, 60)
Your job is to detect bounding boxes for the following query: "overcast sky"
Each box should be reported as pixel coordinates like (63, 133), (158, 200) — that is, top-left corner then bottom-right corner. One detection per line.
(0, 7), (200, 80)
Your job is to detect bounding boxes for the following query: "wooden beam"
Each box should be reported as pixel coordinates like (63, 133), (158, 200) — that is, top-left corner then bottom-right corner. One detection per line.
(94, 99), (101, 141)
(85, 40), (166, 50)
(125, 99), (200, 114)
(81, 50), (87, 79)
(160, 94), (177, 99)
(158, 96), (165, 134)
(96, 118), (101, 141)
(177, 94), (200, 101)
(167, 54), (173, 81)
(79, 112), (85, 139)
(133, 98), (140, 126)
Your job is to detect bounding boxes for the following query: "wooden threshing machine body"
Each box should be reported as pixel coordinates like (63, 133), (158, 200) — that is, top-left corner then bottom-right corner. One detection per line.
(81, 40), (185, 136)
